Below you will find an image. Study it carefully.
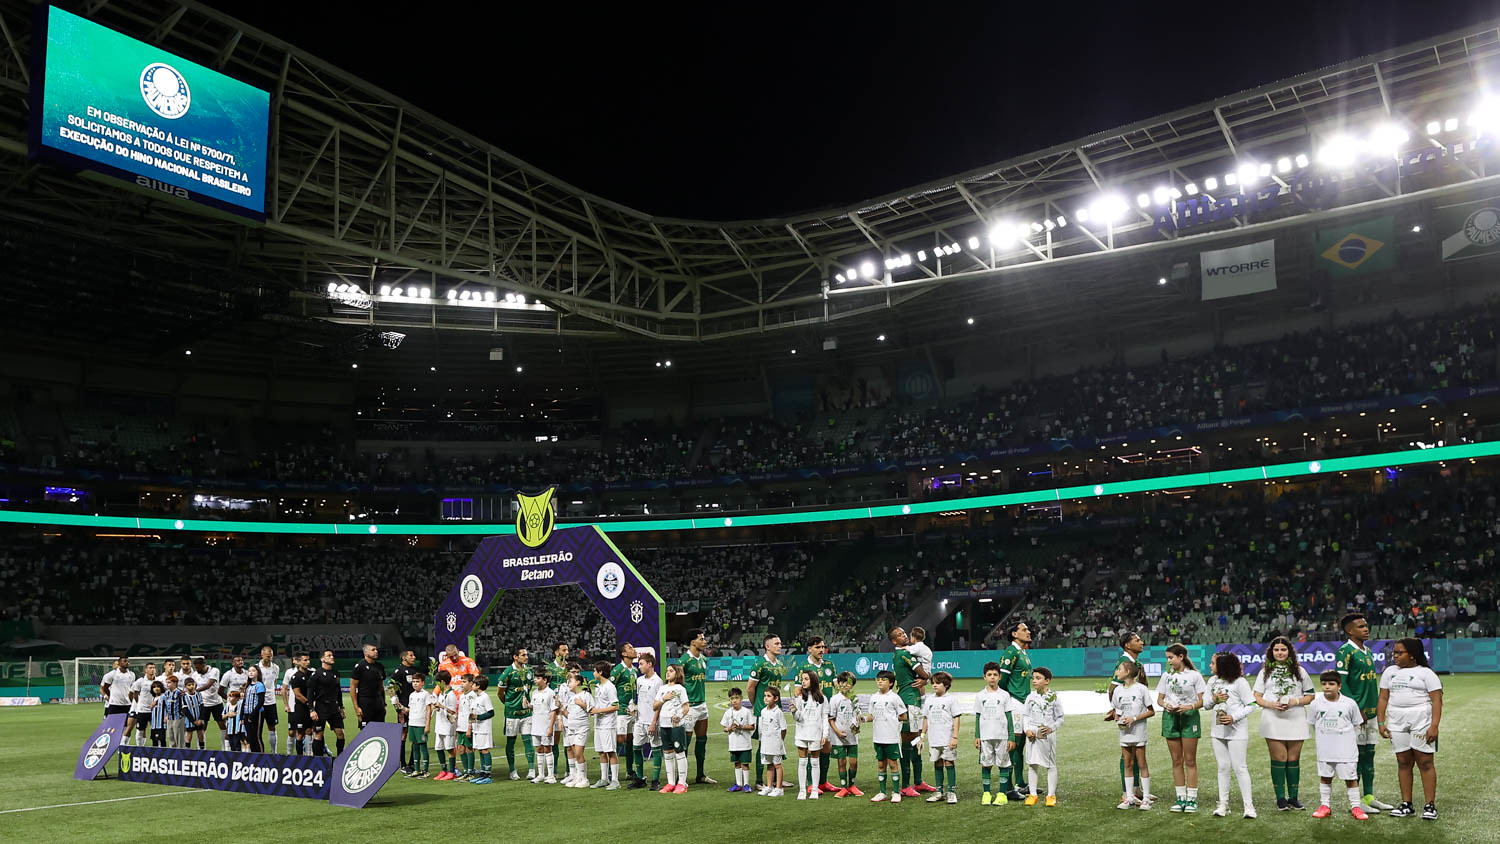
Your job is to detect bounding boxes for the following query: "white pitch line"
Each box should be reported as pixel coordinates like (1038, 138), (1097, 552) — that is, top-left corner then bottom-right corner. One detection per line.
(0, 790), (198, 814)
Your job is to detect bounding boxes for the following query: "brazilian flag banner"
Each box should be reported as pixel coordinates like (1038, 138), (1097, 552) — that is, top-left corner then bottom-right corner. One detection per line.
(1315, 216), (1394, 275)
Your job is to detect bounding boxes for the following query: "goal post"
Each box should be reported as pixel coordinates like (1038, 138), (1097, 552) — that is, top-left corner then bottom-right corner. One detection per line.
(60, 655), (200, 704)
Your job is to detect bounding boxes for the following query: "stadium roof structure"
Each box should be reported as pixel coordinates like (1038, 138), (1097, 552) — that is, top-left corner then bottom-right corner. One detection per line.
(4, 0), (1500, 382)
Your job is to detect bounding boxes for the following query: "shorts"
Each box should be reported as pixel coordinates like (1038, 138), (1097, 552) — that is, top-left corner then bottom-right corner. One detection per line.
(407, 725), (428, 745)
(1026, 734), (1058, 768)
(616, 713), (634, 738)
(978, 738), (1010, 767)
(228, 731), (246, 747)
(311, 708), (343, 731)
(105, 704), (131, 716)
(794, 737), (823, 751)
(761, 753), (785, 766)
(1318, 760), (1358, 781)
(905, 704), (924, 732)
(505, 716), (531, 737)
(662, 726), (687, 753)
(436, 731), (455, 751)
(287, 709), (308, 731)
(831, 743), (858, 760)
(130, 709), (152, 722)
(204, 703), (225, 723)
(730, 749), (752, 764)
(1355, 719), (1378, 746)
(472, 727), (493, 751)
(1161, 710), (1201, 739)
(357, 701), (385, 726)
(929, 744), (956, 763)
(594, 727), (617, 754)
(261, 704), (279, 727)
(874, 743), (901, 762)
(564, 728), (588, 748)
(632, 720), (662, 747)
(456, 732), (472, 748)
(1120, 736), (1148, 748)
(684, 702), (709, 731)
(1387, 706), (1437, 754)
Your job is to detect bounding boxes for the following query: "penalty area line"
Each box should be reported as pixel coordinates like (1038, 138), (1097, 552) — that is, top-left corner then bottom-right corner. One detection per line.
(0, 790), (200, 814)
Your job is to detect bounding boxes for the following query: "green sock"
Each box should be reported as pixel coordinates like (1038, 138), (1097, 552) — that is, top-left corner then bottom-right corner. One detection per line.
(695, 734), (707, 779)
(652, 748), (662, 782)
(436, 748), (446, 772)
(418, 742), (429, 772)
(899, 744), (911, 789)
(505, 736), (517, 771)
(1286, 760), (1300, 799)
(999, 764), (1012, 792)
(910, 745), (924, 785)
(1271, 760), (1287, 800)
(1119, 756), (1127, 793)
(1358, 745), (1375, 796)
(522, 735), (535, 770)
(946, 764), (957, 792)
(755, 741), (764, 786)
(1011, 735), (1027, 785)
(982, 766), (992, 792)
(879, 772), (889, 795)
(480, 751), (491, 774)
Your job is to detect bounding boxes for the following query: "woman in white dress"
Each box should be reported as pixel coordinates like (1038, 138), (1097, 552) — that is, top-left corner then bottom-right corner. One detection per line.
(1251, 636), (1314, 811)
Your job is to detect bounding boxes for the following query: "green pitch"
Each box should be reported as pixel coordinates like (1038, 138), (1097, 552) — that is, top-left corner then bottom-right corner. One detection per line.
(4, 676), (1497, 843)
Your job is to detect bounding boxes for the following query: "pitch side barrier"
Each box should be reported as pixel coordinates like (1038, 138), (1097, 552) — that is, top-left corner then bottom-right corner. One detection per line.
(705, 639), (1500, 681)
(0, 441), (1495, 536)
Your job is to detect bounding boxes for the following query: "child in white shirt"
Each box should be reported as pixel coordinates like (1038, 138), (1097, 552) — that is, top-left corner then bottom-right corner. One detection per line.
(1112, 662), (1155, 809)
(920, 671), (962, 803)
(721, 687), (756, 792)
(757, 686), (787, 797)
(791, 669), (830, 801)
(1308, 670), (1368, 820)
(864, 670), (907, 803)
(404, 675), (435, 778)
(1023, 667), (1064, 805)
(1205, 652), (1258, 818)
(529, 672), (559, 784)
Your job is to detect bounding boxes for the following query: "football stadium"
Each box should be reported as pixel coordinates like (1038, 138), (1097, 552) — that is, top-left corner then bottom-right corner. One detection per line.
(3, 2), (1500, 841)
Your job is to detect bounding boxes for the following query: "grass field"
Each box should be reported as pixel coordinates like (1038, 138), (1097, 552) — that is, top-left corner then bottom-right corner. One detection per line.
(4, 676), (1497, 843)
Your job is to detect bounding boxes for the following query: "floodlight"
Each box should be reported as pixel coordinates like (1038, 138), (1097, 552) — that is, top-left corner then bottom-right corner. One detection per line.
(419, 287), (431, 298)
(835, 273), (846, 283)
(1043, 219), (1055, 231)
(1294, 153), (1309, 168)
(916, 251), (926, 261)
(447, 289), (457, 299)
(1089, 195), (1128, 223)
(327, 282), (338, 293)
(1184, 183), (1198, 195)
(376, 331), (405, 349)
(1169, 188), (1182, 199)
(390, 287), (403, 296)
(1276, 157), (1291, 173)
(1055, 215), (1067, 227)
(1224, 172), (1237, 186)
(1204, 176), (1218, 191)
(988, 223), (1013, 245)
(1258, 162), (1271, 177)
(1137, 192), (1151, 208)
(379, 285), (391, 296)
(860, 261), (876, 279)
(967, 236), (980, 249)
(1317, 135), (1360, 167)
(484, 291), (495, 302)
(1445, 117), (1459, 131)
(1426, 120), (1441, 135)
(1153, 187), (1170, 205)
(1030, 221), (1044, 233)
(1369, 122), (1410, 155)
(1076, 207), (1090, 222)
(1237, 163), (1259, 185)
(1470, 97), (1500, 135)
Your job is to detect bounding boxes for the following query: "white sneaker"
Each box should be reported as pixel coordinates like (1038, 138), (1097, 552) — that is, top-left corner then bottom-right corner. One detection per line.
(1243, 805), (1257, 819)
(756, 785), (769, 795)
(892, 792), (902, 804)
(1368, 798), (1395, 811)
(1139, 799), (1153, 811)
(809, 788), (820, 800)
(605, 781), (621, 790)
(1213, 804), (1228, 817)
(543, 776), (557, 784)
(926, 793), (944, 803)
(798, 789), (808, 800)
(1118, 798), (1138, 810)
(870, 792), (889, 802)
(510, 771), (521, 781)
(1360, 802), (1382, 815)
(946, 792), (958, 804)
(770, 788), (784, 797)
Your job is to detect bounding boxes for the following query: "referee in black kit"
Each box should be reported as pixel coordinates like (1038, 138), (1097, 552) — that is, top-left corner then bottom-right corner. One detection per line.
(308, 649), (345, 757)
(350, 643), (387, 728)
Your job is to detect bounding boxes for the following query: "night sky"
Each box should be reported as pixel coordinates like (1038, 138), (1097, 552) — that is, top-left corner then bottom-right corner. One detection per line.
(214, 1), (1492, 219)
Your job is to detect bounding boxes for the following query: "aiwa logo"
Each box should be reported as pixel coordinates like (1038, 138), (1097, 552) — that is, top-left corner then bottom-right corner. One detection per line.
(341, 737), (389, 794)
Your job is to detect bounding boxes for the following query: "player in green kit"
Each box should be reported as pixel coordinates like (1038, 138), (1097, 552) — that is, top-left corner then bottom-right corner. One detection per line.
(1336, 612), (1393, 813)
(677, 628), (715, 784)
(612, 643), (641, 786)
(548, 642), (570, 778)
(890, 627), (932, 797)
(496, 646), (534, 780)
(997, 621), (1033, 800)
(744, 632), (786, 789)
(794, 636), (841, 793)
(1107, 631), (1148, 801)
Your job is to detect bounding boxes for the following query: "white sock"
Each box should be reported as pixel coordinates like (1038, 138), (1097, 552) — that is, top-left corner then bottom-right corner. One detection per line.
(1347, 786), (1361, 809)
(664, 752), (677, 784)
(540, 752), (550, 775)
(1047, 766), (1057, 797)
(678, 752), (690, 786)
(1187, 786), (1197, 800)
(798, 756), (808, 792)
(810, 757), (820, 791)
(611, 762), (620, 783)
(1141, 776), (1150, 799)
(1029, 765), (1040, 793)
(1176, 785), (1187, 800)
(268, 731), (278, 752)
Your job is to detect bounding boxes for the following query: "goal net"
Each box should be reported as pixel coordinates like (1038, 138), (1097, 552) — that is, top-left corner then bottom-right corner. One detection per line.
(60, 655), (201, 704)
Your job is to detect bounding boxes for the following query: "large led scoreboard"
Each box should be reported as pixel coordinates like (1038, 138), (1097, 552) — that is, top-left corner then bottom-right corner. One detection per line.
(27, 5), (270, 219)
